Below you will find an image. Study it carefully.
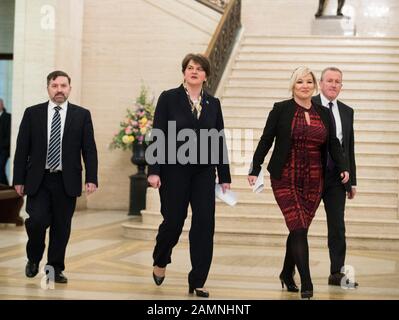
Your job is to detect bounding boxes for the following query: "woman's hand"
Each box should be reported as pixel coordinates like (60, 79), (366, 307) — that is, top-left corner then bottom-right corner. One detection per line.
(347, 187), (356, 200)
(148, 175), (161, 189)
(340, 171), (349, 184)
(221, 183), (231, 193)
(247, 175), (257, 187)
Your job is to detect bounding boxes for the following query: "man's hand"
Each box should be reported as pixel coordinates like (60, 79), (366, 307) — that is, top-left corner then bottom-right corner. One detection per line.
(148, 175), (161, 189)
(248, 175), (257, 186)
(14, 185), (24, 197)
(85, 183), (97, 196)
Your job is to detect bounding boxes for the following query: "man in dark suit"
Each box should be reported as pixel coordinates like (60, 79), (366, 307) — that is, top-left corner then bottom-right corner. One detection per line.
(13, 70), (98, 283)
(0, 98), (11, 185)
(312, 67), (358, 288)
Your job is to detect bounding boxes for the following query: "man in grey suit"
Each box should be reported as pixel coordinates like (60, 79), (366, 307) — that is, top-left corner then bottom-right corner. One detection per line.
(312, 67), (358, 288)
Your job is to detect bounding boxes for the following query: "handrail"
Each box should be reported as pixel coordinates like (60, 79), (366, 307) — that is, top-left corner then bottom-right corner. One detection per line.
(202, 0), (241, 95)
(195, 0), (229, 13)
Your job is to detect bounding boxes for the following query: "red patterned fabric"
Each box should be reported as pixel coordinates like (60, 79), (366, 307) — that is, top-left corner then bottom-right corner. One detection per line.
(271, 103), (327, 231)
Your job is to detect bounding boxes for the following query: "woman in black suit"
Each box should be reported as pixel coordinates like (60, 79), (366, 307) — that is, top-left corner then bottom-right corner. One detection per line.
(248, 67), (349, 299)
(147, 53), (231, 298)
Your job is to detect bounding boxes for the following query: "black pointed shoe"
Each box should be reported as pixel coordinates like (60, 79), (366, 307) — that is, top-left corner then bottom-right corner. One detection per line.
(189, 286), (209, 298)
(301, 283), (313, 299)
(152, 272), (165, 286)
(279, 272), (299, 292)
(25, 261), (39, 278)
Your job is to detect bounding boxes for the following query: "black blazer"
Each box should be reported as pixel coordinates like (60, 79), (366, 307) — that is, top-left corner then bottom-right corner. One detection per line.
(13, 102), (98, 197)
(312, 94), (356, 186)
(0, 111), (11, 157)
(250, 98), (348, 179)
(147, 85), (231, 183)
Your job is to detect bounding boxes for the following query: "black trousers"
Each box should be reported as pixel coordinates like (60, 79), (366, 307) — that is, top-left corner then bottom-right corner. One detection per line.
(322, 168), (347, 275)
(153, 165), (216, 288)
(0, 151), (8, 185)
(25, 172), (76, 272)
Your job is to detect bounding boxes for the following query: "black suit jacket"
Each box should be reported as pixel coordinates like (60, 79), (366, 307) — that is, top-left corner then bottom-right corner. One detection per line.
(312, 94), (356, 186)
(147, 85), (231, 183)
(0, 111), (11, 157)
(250, 98), (348, 179)
(13, 102), (98, 197)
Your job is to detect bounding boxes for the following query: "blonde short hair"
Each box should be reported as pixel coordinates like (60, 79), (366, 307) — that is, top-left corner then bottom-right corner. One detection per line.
(289, 66), (318, 97)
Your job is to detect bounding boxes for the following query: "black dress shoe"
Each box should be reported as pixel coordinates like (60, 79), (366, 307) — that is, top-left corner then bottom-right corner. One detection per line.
(25, 261), (39, 278)
(152, 272), (165, 286)
(54, 272), (68, 284)
(328, 273), (358, 288)
(279, 271), (299, 292)
(189, 286), (209, 298)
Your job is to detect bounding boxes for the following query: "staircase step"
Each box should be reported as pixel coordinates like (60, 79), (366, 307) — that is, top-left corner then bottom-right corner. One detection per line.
(240, 45), (399, 55)
(242, 35), (399, 48)
(230, 68), (399, 81)
(234, 60), (399, 72)
(231, 187), (398, 206)
(140, 209), (399, 236)
(227, 138), (399, 155)
(237, 52), (399, 64)
(221, 96), (399, 108)
(229, 175), (398, 193)
(225, 127), (399, 144)
(227, 78), (399, 91)
(145, 192), (398, 220)
(224, 116), (399, 131)
(223, 86), (399, 101)
(122, 221), (399, 251)
(222, 106), (399, 121)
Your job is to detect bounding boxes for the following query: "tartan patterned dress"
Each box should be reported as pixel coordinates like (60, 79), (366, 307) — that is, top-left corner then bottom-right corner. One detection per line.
(271, 103), (327, 231)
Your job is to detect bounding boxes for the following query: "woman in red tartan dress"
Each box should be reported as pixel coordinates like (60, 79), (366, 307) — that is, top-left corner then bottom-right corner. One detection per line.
(248, 67), (349, 299)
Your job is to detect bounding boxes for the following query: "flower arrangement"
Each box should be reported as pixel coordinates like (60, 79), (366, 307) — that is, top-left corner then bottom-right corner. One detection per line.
(110, 86), (155, 150)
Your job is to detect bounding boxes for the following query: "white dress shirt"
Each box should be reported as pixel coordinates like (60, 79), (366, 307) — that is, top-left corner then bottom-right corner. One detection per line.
(320, 93), (343, 145)
(46, 100), (68, 170)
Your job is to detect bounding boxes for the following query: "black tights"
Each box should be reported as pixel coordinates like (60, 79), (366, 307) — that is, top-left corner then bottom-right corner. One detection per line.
(281, 228), (312, 289)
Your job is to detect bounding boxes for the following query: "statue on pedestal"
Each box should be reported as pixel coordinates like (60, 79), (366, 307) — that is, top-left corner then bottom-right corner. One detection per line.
(315, 0), (345, 18)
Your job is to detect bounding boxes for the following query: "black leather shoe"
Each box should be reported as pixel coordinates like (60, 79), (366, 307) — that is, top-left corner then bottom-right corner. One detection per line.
(189, 286), (209, 298)
(25, 261), (39, 278)
(279, 271), (299, 292)
(54, 272), (68, 284)
(328, 273), (358, 288)
(152, 272), (165, 286)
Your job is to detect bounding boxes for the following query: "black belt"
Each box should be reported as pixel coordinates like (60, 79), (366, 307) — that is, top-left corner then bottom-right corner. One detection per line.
(44, 169), (62, 174)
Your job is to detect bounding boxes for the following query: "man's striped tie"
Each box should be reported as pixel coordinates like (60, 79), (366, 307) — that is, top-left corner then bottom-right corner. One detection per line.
(47, 106), (62, 170)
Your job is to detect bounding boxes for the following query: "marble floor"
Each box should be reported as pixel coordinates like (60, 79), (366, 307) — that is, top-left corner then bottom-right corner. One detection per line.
(0, 210), (398, 300)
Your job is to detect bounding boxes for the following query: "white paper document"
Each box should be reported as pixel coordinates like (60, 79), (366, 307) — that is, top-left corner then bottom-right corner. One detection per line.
(252, 168), (264, 193)
(215, 184), (237, 206)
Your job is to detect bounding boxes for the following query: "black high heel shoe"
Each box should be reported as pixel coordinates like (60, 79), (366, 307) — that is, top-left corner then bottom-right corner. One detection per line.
(279, 272), (299, 292)
(152, 272), (165, 286)
(189, 286), (209, 298)
(301, 283), (313, 299)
